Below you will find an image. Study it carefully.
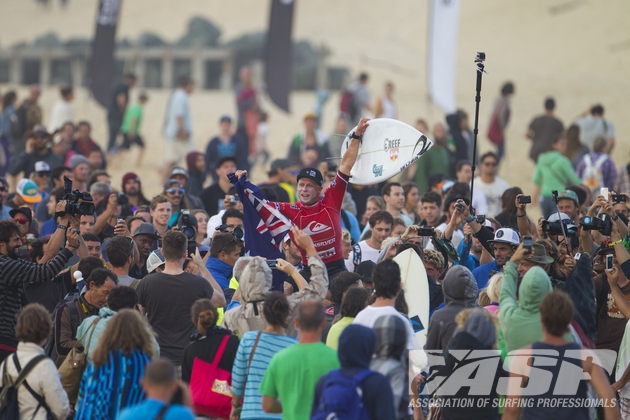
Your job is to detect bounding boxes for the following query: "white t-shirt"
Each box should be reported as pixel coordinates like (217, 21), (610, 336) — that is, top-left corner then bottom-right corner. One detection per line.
(576, 115), (615, 151)
(616, 320), (630, 398)
(474, 176), (510, 218)
(345, 240), (381, 272)
(163, 88), (192, 139)
(353, 305), (415, 350)
(425, 222), (464, 251)
(49, 100), (73, 133)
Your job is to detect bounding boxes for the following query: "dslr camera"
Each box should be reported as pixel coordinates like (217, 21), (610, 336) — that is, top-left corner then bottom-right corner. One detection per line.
(580, 214), (613, 236)
(62, 176), (95, 216)
(178, 209), (197, 257)
(116, 192), (129, 206)
(217, 224), (244, 240)
(542, 219), (577, 236)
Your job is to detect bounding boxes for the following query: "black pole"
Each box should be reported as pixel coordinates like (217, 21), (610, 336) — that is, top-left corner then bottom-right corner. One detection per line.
(551, 189), (572, 255)
(469, 52), (486, 216)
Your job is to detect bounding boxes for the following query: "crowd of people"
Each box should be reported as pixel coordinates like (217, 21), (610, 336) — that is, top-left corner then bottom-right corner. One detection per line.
(0, 70), (628, 420)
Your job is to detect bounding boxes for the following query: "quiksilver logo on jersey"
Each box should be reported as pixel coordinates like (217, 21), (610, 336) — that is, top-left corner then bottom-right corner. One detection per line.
(303, 221), (332, 235)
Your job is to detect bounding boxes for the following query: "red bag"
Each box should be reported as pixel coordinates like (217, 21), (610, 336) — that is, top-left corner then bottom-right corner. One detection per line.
(487, 108), (503, 145)
(189, 335), (233, 419)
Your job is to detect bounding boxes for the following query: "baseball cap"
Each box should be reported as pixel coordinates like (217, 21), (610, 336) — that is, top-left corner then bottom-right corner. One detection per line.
(34, 161), (50, 174)
(146, 249), (165, 273)
(168, 166), (189, 180)
(133, 222), (160, 240)
(269, 159), (292, 173)
(442, 180), (455, 194)
(296, 167), (323, 186)
(557, 190), (579, 207)
(219, 115), (232, 123)
(217, 156), (237, 168)
(163, 178), (183, 191)
(32, 124), (48, 135)
(16, 179), (41, 204)
(9, 207), (33, 225)
(488, 228), (520, 246)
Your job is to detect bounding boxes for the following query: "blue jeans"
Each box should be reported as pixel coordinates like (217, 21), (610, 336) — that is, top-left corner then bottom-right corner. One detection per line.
(496, 142), (505, 162)
(540, 196), (557, 219)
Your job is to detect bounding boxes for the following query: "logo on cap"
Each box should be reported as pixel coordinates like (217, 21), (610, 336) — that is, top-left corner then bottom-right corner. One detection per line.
(496, 230), (504, 238)
(309, 170), (316, 177)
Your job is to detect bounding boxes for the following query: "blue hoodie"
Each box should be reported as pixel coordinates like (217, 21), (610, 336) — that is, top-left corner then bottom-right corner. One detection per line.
(312, 325), (396, 419)
(205, 256), (233, 290)
(472, 260), (503, 290)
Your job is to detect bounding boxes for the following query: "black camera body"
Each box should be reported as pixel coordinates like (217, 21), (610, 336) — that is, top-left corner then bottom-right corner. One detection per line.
(580, 214), (612, 236)
(62, 176), (95, 216)
(454, 202), (464, 212)
(518, 195), (532, 204)
(542, 219), (576, 236)
(178, 209), (197, 257)
(116, 192), (129, 206)
(613, 194), (627, 204)
(217, 224), (244, 240)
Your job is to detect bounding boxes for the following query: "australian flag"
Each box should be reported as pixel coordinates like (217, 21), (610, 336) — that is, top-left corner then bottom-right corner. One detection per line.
(228, 173), (291, 291)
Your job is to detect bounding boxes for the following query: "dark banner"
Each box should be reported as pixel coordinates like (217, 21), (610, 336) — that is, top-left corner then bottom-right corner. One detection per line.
(264, 0), (295, 112)
(89, 0), (121, 108)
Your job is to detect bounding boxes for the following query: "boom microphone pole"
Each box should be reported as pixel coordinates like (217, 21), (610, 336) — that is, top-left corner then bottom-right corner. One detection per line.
(468, 52), (487, 216)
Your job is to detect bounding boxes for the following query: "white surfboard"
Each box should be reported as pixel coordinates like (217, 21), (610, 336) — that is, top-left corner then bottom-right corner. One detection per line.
(340, 118), (434, 185)
(393, 248), (430, 347)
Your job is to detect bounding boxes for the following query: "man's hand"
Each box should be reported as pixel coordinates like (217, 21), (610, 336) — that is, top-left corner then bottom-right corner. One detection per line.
(56, 200), (70, 223)
(191, 248), (204, 268)
(355, 118), (370, 137)
(564, 255), (576, 271)
(276, 258), (297, 276)
(291, 226), (316, 255)
(106, 193), (118, 217)
(65, 228), (81, 250)
(283, 282), (294, 296)
(537, 216), (545, 238)
(385, 239), (402, 260)
(588, 195), (607, 217)
(113, 220), (130, 236)
(457, 199), (472, 220)
(606, 265), (620, 285)
(510, 243), (531, 264)
(234, 170), (248, 180)
(611, 219), (621, 241)
(400, 225), (419, 242)
(463, 223), (473, 244)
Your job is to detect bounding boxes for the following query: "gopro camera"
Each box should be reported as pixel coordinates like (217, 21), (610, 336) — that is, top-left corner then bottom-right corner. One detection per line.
(523, 235), (533, 253)
(454, 202), (464, 212)
(613, 194), (627, 204)
(228, 195), (239, 205)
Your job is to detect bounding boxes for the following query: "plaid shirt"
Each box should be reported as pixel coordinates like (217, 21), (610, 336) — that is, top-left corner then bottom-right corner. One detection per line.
(575, 152), (618, 190)
(615, 164), (630, 195)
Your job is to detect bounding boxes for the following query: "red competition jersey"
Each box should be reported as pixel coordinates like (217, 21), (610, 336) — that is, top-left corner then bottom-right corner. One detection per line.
(274, 172), (348, 265)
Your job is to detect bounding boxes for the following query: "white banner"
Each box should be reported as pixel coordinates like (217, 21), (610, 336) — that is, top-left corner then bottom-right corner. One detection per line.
(427, 0), (461, 114)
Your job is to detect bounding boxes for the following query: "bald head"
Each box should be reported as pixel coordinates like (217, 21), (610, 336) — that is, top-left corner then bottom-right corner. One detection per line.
(297, 300), (325, 332)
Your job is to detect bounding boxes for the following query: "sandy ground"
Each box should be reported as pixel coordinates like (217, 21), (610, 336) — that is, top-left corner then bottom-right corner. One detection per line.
(1, 0), (630, 217)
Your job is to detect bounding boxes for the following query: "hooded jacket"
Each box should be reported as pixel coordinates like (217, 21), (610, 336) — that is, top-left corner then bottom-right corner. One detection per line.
(371, 316), (409, 420)
(426, 266), (479, 350)
(500, 262), (552, 353)
(312, 325), (396, 420)
(221, 255), (328, 338)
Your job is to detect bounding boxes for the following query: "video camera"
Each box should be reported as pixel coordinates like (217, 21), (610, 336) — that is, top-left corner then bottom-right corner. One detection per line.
(62, 176), (95, 216)
(216, 224), (244, 241)
(580, 214), (613, 236)
(178, 209), (197, 257)
(542, 219), (576, 236)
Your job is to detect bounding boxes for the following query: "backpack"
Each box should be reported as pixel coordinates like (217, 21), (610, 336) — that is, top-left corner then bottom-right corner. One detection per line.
(47, 292), (81, 359)
(340, 90), (358, 122)
(311, 369), (374, 420)
(0, 354), (54, 420)
(581, 154), (608, 192)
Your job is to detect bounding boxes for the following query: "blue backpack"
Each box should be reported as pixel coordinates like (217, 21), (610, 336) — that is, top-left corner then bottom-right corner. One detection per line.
(312, 369), (374, 420)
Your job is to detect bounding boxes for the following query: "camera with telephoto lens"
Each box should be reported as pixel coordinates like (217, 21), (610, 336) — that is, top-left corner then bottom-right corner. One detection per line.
(217, 224), (244, 241)
(178, 209), (197, 257)
(580, 214), (613, 236)
(454, 202), (464, 212)
(542, 219), (577, 236)
(62, 176), (95, 216)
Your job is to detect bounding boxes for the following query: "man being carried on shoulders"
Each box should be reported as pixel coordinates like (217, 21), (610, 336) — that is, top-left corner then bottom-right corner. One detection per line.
(234, 118), (369, 281)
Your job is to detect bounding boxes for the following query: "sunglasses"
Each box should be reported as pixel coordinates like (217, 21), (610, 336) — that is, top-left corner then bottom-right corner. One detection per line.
(483, 161), (498, 167)
(13, 218), (28, 225)
(166, 188), (185, 195)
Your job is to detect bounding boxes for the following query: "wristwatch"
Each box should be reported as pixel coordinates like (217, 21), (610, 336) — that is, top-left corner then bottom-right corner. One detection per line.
(465, 215), (476, 223)
(350, 131), (362, 141)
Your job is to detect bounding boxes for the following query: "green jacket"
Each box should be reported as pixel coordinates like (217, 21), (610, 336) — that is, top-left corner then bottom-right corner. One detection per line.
(499, 262), (552, 353)
(532, 150), (582, 197)
(414, 144), (450, 194)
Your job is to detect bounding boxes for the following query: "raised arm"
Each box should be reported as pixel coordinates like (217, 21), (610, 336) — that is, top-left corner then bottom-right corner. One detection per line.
(514, 194), (533, 237)
(339, 118), (369, 176)
(192, 249), (226, 308)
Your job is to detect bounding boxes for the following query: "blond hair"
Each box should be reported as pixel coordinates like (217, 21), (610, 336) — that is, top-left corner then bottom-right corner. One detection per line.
(486, 273), (503, 303)
(455, 308), (499, 329)
(92, 309), (157, 368)
(341, 229), (351, 244)
(478, 288), (491, 307)
(423, 249), (444, 271)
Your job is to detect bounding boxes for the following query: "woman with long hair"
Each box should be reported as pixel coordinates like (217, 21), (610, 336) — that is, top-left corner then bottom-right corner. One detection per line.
(75, 309), (157, 419)
(495, 187), (524, 230)
(230, 292), (297, 419)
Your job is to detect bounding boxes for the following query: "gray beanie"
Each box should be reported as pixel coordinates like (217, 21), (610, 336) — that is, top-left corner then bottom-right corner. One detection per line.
(69, 154), (89, 170)
(463, 310), (497, 348)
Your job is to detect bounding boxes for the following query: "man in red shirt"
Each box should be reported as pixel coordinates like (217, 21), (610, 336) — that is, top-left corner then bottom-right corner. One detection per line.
(235, 118), (369, 280)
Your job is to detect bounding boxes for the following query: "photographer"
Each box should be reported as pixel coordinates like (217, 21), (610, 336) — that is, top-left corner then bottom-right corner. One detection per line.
(0, 215), (81, 362)
(93, 192), (123, 240)
(206, 232), (243, 293)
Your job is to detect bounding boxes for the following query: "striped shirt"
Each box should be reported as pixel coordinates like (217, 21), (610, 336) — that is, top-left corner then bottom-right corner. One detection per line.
(231, 331), (297, 419)
(0, 248), (73, 346)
